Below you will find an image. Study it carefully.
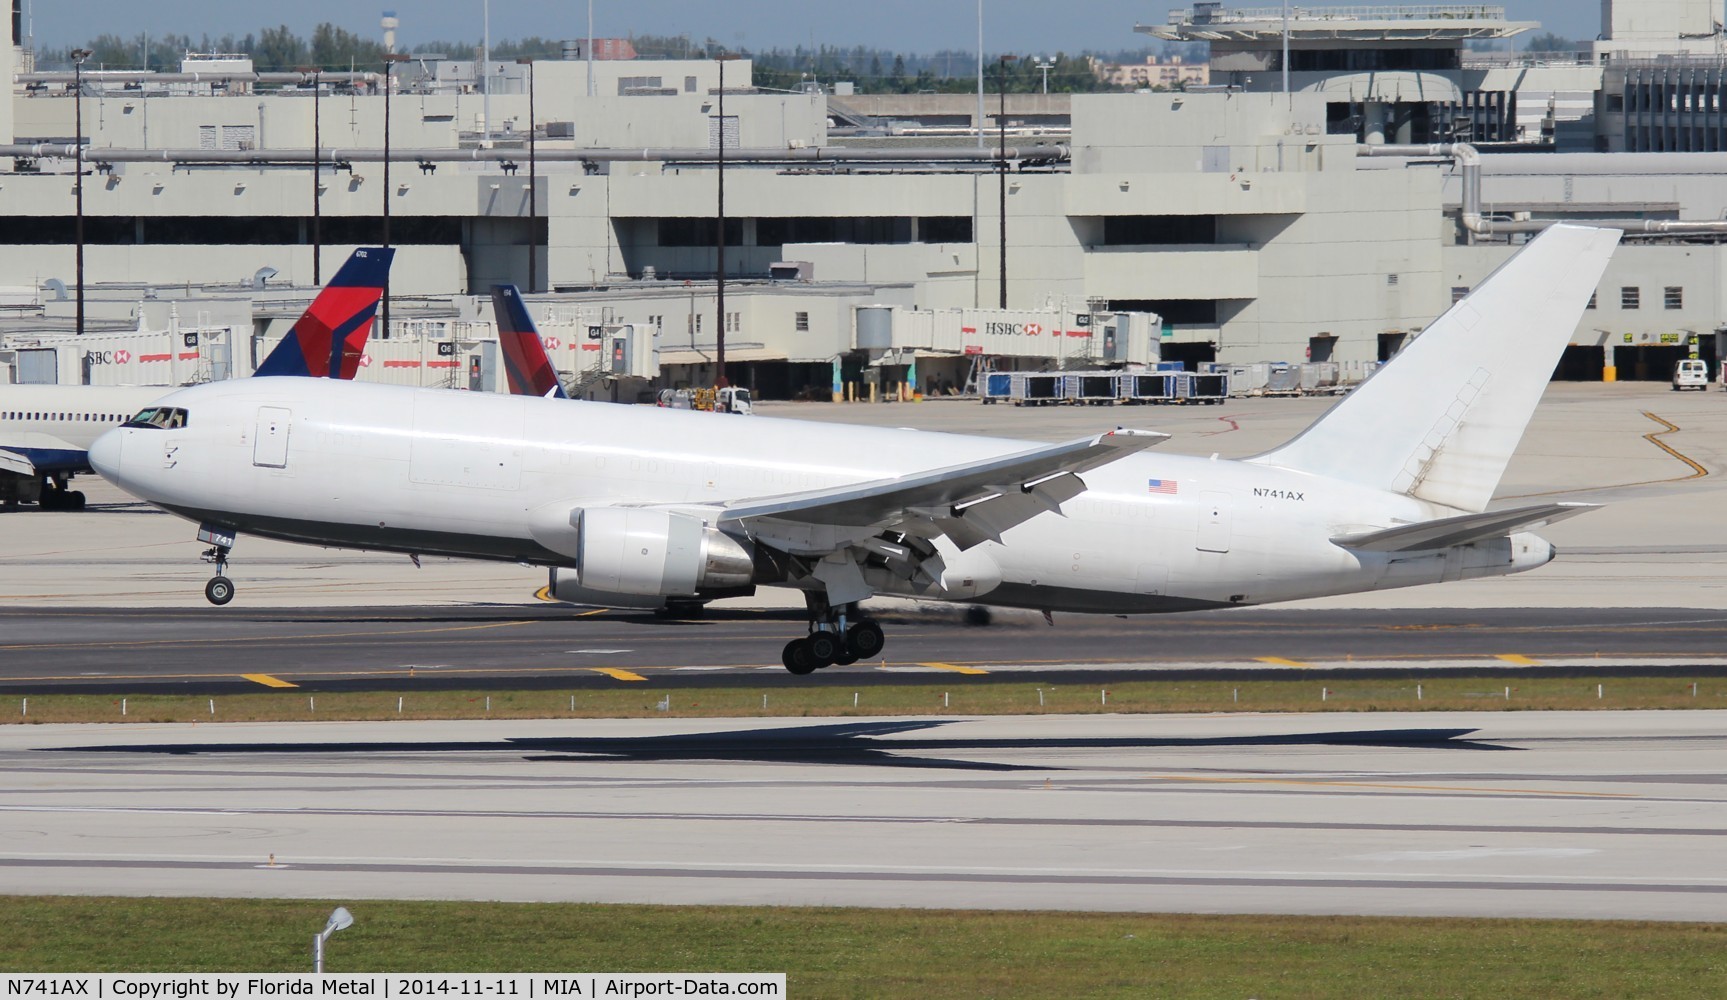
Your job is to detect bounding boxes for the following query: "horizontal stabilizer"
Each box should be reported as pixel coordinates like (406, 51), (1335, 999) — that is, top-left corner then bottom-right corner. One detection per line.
(0, 447), (34, 477)
(1331, 502), (1599, 553)
(722, 428), (1167, 551)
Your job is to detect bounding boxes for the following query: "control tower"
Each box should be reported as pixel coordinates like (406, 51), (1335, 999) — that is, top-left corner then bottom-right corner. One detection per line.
(1143, 4), (1537, 144)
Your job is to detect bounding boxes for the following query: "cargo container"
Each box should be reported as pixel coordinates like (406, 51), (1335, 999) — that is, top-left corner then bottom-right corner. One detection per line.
(1177, 372), (1229, 404)
(1120, 371), (1179, 404)
(1065, 372), (1120, 405)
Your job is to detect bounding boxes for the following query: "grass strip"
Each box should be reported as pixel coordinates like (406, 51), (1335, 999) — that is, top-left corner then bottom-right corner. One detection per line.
(2, 676), (1722, 724)
(2, 897), (1723, 998)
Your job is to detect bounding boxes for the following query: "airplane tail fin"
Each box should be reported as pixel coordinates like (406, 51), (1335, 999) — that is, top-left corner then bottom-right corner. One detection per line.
(492, 284), (569, 398)
(1251, 224), (1620, 513)
(254, 247), (395, 378)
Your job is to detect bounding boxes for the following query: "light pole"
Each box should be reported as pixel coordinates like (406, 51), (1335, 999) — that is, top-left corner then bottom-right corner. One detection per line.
(381, 53), (409, 339)
(715, 53), (738, 391)
(517, 56), (537, 293)
(298, 67), (323, 284)
(312, 907), (353, 973)
(997, 54), (1016, 310)
(71, 48), (91, 335)
(975, 0), (984, 149)
(482, 0), (491, 143)
(1034, 55), (1054, 95)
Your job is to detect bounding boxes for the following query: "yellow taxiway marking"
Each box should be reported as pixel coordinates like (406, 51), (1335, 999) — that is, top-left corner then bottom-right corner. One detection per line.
(1255, 656), (1310, 668)
(576, 609), (608, 617)
(589, 667), (648, 682)
(533, 586), (554, 602)
(1145, 775), (1635, 798)
(239, 673), (298, 689)
(1504, 410), (1708, 499)
(919, 661), (989, 675)
(1495, 654), (1541, 666)
(1640, 411), (1709, 481)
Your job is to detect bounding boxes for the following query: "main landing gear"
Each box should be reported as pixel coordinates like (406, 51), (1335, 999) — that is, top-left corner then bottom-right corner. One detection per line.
(201, 544), (235, 606)
(38, 479), (86, 511)
(781, 598), (886, 675)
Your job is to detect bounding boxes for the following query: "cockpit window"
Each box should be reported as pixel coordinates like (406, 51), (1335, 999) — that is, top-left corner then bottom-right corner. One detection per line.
(123, 407), (189, 430)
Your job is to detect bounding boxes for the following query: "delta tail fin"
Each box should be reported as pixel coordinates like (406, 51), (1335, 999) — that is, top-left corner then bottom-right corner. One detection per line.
(1251, 224), (1620, 513)
(254, 247), (395, 379)
(492, 284), (569, 398)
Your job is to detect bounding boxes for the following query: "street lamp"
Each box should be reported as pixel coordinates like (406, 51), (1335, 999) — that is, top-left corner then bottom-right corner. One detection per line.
(997, 54), (1017, 310)
(381, 53), (410, 339)
(297, 66), (323, 284)
(714, 52), (739, 391)
(70, 47), (91, 335)
(1034, 55), (1054, 95)
(517, 56), (537, 293)
(312, 906), (353, 973)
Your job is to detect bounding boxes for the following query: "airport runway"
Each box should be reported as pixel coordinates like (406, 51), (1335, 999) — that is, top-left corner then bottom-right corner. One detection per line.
(1, 711), (1722, 920)
(6, 605), (1727, 692)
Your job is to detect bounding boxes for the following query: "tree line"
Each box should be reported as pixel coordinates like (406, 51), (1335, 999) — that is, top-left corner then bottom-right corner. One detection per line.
(53, 25), (1201, 92)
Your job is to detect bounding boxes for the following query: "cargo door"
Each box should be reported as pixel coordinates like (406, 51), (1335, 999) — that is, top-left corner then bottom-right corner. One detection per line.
(253, 406), (291, 468)
(1196, 491), (1231, 553)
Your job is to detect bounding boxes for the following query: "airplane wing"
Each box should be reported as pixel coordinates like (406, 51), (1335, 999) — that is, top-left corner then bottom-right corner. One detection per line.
(717, 428), (1167, 554)
(1330, 501), (1599, 553)
(0, 447), (34, 477)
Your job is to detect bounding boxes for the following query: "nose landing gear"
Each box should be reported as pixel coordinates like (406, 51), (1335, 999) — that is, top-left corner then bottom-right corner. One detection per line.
(196, 523), (239, 606)
(781, 599), (886, 674)
(200, 544), (235, 606)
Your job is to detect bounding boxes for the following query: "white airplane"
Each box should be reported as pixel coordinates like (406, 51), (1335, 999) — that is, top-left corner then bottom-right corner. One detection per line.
(90, 225), (1619, 672)
(0, 248), (393, 509)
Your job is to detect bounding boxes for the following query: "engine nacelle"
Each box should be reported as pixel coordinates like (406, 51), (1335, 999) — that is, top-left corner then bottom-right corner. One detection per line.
(548, 570), (675, 611)
(569, 506), (754, 597)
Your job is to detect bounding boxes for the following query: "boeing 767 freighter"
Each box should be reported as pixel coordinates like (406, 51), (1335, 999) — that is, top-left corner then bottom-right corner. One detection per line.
(90, 225), (1619, 673)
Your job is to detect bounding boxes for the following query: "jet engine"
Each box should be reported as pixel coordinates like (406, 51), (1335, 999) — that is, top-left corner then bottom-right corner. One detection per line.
(545, 506), (754, 598)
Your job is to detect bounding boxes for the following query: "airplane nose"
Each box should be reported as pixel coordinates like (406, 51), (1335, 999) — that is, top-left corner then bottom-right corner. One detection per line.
(88, 427), (124, 481)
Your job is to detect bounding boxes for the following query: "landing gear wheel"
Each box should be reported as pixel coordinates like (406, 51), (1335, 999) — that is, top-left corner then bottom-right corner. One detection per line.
(832, 651), (860, 666)
(67, 491), (86, 510)
(205, 576), (235, 606)
(845, 619), (886, 660)
(782, 638), (817, 675)
(806, 630), (842, 667)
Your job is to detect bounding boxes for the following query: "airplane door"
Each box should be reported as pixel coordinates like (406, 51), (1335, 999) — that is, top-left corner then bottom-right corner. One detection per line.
(254, 406), (291, 469)
(1196, 491), (1231, 553)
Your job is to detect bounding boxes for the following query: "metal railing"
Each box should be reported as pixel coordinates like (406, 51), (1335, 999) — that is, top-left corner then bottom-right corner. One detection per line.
(1173, 5), (1508, 24)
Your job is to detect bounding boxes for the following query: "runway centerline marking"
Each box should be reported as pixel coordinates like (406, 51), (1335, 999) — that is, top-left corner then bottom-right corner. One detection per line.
(1255, 657), (1310, 668)
(1143, 775), (1636, 798)
(589, 667), (648, 682)
(1495, 654), (1541, 666)
(918, 662), (990, 675)
(239, 673), (298, 689)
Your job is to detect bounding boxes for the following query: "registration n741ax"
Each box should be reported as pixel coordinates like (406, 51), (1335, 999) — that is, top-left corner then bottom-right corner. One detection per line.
(91, 224), (1619, 673)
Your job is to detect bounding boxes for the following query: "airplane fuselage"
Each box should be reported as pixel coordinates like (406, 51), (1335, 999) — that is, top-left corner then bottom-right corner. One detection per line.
(91, 377), (1554, 613)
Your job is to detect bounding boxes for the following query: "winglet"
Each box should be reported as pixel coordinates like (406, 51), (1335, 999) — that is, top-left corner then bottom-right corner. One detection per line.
(254, 247), (395, 379)
(492, 284), (570, 399)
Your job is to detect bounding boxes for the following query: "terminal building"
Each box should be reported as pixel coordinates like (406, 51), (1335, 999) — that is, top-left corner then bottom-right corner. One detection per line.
(2, 0), (1727, 394)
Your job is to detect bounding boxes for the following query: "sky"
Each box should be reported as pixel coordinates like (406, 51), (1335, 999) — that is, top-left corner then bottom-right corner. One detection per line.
(30, 2), (1603, 55)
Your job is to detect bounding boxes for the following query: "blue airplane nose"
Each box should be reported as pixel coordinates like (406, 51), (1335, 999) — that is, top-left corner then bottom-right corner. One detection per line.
(88, 427), (124, 481)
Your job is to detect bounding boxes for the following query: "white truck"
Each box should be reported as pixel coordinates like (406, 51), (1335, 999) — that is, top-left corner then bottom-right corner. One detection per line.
(1672, 358), (1709, 391)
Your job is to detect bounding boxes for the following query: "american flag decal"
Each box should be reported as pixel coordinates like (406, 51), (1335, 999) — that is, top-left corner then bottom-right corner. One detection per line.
(1147, 479), (1179, 495)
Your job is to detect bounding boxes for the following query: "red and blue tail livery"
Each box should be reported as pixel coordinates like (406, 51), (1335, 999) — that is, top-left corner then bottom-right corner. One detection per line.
(254, 247), (395, 379)
(492, 284), (569, 398)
